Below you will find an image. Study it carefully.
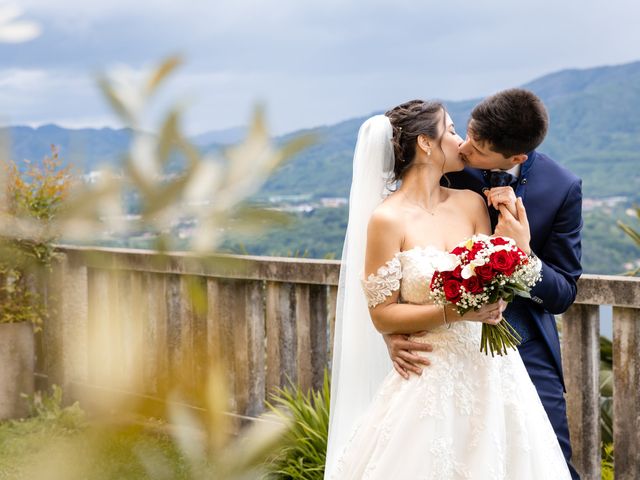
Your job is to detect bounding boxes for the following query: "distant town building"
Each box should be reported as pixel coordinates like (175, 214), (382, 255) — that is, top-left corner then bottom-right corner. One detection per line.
(320, 197), (348, 208)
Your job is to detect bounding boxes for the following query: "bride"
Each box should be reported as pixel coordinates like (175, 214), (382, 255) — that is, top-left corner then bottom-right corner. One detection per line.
(324, 100), (570, 479)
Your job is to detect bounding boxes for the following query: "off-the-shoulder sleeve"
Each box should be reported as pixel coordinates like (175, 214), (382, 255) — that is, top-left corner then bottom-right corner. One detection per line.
(361, 255), (402, 308)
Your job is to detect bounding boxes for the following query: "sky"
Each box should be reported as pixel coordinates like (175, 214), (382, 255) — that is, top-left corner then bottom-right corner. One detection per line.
(1, 0), (640, 135)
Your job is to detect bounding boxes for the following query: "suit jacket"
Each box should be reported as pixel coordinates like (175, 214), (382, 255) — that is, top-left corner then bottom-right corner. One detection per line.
(446, 150), (583, 388)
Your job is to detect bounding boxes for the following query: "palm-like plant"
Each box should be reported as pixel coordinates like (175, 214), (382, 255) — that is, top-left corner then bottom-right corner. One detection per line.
(265, 371), (330, 480)
(617, 205), (640, 276)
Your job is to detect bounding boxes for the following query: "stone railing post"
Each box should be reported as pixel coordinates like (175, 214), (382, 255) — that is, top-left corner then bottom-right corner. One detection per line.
(46, 250), (89, 401)
(561, 304), (601, 480)
(613, 306), (640, 479)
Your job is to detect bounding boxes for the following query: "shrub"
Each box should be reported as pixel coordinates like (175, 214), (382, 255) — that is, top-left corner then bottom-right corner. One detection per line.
(0, 147), (73, 330)
(265, 371), (330, 479)
(601, 443), (614, 479)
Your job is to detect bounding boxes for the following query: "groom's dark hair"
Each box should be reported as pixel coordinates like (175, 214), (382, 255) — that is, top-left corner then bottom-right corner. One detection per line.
(469, 88), (548, 157)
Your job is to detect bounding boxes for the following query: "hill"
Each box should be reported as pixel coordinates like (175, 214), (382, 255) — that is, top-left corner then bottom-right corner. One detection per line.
(258, 60), (640, 201)
(2, 124), (132, 171)
(3, 60), (640, 274)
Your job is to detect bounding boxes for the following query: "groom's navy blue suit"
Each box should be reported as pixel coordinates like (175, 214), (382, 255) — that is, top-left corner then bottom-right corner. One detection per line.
(447, 150), (583, 480)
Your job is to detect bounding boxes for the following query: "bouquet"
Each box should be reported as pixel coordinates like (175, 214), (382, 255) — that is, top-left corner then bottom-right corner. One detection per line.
(429, 234), (542, 356)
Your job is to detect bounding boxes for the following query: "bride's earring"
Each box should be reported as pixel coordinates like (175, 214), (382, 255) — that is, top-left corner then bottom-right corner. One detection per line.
(427, 148), (432, 156)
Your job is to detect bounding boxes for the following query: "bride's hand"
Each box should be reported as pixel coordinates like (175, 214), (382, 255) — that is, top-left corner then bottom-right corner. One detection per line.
(455, 299), (507, 325)
(485, 187), (517, 218)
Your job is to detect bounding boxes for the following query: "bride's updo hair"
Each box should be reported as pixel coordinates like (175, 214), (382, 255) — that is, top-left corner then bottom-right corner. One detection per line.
(385, 100), (447, 182)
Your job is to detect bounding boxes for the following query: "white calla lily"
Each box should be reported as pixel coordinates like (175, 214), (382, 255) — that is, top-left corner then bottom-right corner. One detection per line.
(461, 259), (486, 279)
(432, 253), (460, 272)
(461, 264), (475, 279)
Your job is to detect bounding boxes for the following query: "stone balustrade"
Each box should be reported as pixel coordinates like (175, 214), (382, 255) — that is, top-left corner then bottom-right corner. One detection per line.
(38, 245), (640, 479)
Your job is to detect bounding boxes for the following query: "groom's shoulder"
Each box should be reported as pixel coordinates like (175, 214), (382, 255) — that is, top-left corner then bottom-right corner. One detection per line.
(532, 151), (581, 187)
(445, 168), (484, 192)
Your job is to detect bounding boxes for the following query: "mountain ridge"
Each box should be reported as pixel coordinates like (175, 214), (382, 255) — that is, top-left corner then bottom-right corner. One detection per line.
(3, 59), (639, 200)
(2, 59), (639, 274)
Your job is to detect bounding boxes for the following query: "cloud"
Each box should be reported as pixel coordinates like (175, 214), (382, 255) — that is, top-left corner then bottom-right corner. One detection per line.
(2, 0), (640, 133)
(0, 3), (41, 43)
(0, 67), (105, 126)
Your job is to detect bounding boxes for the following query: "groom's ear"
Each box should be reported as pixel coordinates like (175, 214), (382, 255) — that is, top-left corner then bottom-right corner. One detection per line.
(509, 153), (528, 166)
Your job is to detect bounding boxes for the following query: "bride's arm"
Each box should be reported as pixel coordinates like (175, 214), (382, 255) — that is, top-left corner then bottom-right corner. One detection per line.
(366, 197), (503, 335)
(364, 209), (457, 335)
(371, 303), (458, 335)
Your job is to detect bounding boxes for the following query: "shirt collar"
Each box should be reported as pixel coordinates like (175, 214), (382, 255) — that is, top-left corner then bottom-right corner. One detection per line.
(490, 164), (520, 177)
(489, 150), (536, 179)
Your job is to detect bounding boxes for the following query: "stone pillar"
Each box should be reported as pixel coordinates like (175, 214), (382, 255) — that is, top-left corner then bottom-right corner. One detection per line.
(561, 304), (601, 480)
(45, 251), (89, 402)
(0, 323), (35, 419)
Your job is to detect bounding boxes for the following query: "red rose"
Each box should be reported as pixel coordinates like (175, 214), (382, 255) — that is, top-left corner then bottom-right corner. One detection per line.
(491, 237), (510, 246)
(451, 265), (463, 280)
(489, 250), (518, 276)
(468, 242), (485, 260)
(451, 245), (467, 256)
(443, 279), (462, 303)
(475, 264), (494, 281)
(462, 275), (484, 294)
(506, 251), (523, 274)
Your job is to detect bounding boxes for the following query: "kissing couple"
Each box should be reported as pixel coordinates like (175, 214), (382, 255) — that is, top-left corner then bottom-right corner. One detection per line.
(324, 89), (583, 479)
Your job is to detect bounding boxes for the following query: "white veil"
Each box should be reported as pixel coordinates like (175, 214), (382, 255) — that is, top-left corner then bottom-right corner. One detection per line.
(324, 115), (395, 478)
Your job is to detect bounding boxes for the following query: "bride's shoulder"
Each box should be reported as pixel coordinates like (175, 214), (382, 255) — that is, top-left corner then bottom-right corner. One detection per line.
(369, 201), (402, 225)
(368, 201), (404, 235)
(445, 187), (485, 208)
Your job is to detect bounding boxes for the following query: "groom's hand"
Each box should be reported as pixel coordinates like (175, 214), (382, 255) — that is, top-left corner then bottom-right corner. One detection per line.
(382, 333), (433, 380)
(484, 186), (517, 218)
(495, 197), (532, 254)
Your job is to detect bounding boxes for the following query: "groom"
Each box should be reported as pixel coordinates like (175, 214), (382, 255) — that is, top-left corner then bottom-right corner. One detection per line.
(383, 88), (582, 479)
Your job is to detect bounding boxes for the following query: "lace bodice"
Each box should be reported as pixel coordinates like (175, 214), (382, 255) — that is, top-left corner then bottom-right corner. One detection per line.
(362, 245), (446, 307)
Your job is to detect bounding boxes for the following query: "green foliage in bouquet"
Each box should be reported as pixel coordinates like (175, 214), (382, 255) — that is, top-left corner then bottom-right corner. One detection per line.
(264, 371), (330, 480)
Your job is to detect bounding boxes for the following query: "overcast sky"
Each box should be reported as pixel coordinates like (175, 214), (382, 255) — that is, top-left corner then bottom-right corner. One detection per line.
(1, 0), (639, 135)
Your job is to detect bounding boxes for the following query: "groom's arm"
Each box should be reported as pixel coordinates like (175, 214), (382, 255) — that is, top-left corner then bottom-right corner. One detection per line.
(383, 333), (432, 379)
(527, 179), (583, 314)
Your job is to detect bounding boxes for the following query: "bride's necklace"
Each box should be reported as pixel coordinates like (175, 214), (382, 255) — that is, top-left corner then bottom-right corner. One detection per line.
(399, 189), (442, 216)
(408, 200), (438, 216)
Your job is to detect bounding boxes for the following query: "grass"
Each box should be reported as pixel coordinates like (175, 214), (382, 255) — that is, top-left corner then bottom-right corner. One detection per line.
(0, 386), (191, 480)
(2, 381), (615, 479)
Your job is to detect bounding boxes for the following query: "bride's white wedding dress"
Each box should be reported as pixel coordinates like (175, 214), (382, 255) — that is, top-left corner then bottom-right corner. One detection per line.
(329, 245), (571, 480)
